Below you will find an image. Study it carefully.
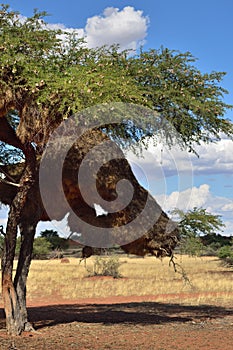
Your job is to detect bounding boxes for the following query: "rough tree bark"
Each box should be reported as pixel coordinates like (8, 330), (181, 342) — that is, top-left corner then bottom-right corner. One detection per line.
(13, 221), (38, 331)
(1, 144), (36, 335)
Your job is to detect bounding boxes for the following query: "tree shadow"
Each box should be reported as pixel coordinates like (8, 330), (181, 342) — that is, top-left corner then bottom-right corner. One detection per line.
(1, 301), (231, 330)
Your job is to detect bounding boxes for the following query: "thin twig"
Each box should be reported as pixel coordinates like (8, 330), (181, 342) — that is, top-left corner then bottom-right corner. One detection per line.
(0, 177), (20, 187)
(169, 254), (195, 289)
(0, 165), (18, 183)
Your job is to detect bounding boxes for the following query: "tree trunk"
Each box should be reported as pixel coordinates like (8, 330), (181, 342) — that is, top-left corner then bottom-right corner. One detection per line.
(1, 208), (25, 335)
(1, 145), (36, 335)
(13, 222), (37, 331)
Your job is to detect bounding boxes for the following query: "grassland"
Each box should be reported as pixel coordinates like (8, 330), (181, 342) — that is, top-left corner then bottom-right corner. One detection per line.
(8, 254), (232, 306)
(0, 255), (233, 349)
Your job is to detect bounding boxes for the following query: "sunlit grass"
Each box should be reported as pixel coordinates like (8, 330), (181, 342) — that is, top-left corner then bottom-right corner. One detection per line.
(1, 255), (233, 305)
(28, 255), (233, 304)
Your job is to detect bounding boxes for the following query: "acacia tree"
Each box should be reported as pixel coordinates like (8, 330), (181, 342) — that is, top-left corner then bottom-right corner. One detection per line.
(40, 229), (69, 250)
(172, 207), (225, 255)
(0, 5), (232, 334)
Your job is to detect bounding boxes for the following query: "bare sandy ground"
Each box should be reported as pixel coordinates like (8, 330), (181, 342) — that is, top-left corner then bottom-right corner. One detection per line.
(0, 292), (232, 350)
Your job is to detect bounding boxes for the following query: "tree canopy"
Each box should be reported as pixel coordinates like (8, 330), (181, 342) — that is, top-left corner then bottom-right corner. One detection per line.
(40, 229), (69, 250)
(172, 207), (225, 238)
(0, 4), (232, 158)
(172, 207), (226, 256)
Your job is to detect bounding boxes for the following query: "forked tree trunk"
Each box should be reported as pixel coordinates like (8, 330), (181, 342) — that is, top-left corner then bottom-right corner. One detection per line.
(1, 216), (24, 335)
(1, 145), (36, 335)
(13, 221), (38, 331)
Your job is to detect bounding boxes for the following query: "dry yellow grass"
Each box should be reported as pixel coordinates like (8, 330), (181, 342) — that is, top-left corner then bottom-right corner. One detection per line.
(7, 255), (231, 305)
(0, 255), (232, 306)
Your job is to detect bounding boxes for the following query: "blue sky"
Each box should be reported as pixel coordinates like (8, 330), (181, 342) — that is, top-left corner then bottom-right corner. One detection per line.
(1, 1), (233, 236)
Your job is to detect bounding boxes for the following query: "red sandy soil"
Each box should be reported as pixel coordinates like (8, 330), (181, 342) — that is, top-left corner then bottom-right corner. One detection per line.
(0, 292), (232, 350)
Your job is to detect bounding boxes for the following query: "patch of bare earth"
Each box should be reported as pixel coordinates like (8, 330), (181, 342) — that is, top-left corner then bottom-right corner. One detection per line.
(0, 291), (232, 350)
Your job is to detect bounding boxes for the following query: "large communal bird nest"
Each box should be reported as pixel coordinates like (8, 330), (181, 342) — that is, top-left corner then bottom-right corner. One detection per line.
(0, 128), (180, 258)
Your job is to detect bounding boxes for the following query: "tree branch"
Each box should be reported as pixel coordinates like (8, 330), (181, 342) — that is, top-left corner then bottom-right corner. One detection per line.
(0, 178), (20, 187)
(0, 116), (23, 150)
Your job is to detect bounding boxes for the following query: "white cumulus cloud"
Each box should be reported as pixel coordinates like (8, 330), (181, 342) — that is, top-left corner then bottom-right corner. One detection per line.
(127, 136), (233, 179)
(156, 138), (233, 176)
(85, 6), (149, 50)
(156, 184), (211, 213)
(45, 6), (149, 51)
(190, 139), (233, 175)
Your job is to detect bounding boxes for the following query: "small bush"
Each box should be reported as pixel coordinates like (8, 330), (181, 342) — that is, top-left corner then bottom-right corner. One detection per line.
(88, 256), (122, 278)
(218, 245), (233, 266)
(179, 236), (204, 256)
(218, 245), (232, 259)
(15, 236), (52, 259)
(32, 237), (53, 259)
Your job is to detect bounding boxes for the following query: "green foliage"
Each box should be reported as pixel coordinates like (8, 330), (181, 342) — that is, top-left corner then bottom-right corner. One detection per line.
(217, 243), (233, 266)
(173, 207), (225, 237)
(15, 236), (52, 259)
(173, 207), (225, 256)
(32, 237), (52, 259)
(128, 49), (233, 150)
(218, 245), (233, 259)
(0, 4), (232, 158)
(89, 256), (122, 278)
(180, 236), (204, 256)
(201, 233), (231, 248)
(39, 229), (69, 250)
(203, 242), (222, 256)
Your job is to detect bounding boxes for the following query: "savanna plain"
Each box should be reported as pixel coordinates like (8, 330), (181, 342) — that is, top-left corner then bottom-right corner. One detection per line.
(0, 255), (233, 349)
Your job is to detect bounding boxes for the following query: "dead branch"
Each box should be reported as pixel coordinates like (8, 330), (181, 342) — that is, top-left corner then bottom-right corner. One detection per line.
(169, 254), (195, 289)
(0, 178), (20, 187)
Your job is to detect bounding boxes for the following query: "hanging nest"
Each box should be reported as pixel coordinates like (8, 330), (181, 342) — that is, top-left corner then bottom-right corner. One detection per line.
(58, 128), (180, 257)
(0, 127), (180, 258)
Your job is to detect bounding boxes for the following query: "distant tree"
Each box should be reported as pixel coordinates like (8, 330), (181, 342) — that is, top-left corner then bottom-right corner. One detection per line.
(16, 236), (52, 259)
(218, 245), (233, 259)
(40, 229), (69, 250)
(181, 235), (204, 256)
(201, 233), (231, 248)
(31, 237), (52, 259)
(217, 238), (233, 266)
(172, 207), (225, 256)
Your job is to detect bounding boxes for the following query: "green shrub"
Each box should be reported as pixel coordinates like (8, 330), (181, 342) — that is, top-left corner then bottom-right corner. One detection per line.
(218, 245), (233, 266)
(218, 245), (232, 259)
(39, 229), (69, 250)
(180, 236), (204, 256)
(89, 256), (122, 278)
(32, 237), (53, 259)
(16, 236), (52, 259)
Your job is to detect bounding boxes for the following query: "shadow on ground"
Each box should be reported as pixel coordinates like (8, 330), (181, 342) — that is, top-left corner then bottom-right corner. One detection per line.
(1, 301), (232, 330)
